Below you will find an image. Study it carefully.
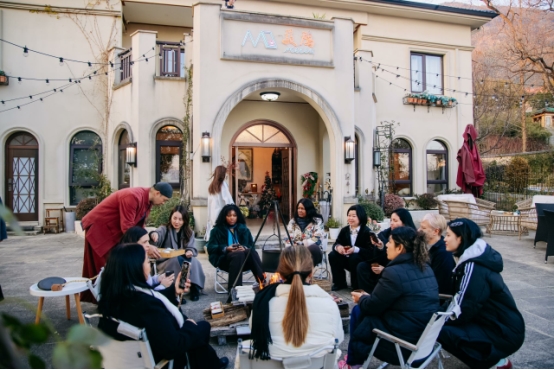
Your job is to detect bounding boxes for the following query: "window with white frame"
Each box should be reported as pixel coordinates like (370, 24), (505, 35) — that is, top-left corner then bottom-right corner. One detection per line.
(411, 53), (443, 95)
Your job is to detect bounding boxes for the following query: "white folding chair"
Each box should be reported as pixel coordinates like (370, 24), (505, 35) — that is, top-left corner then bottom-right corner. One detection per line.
(214, 268), (256, 293)
(362, 300), (456, 369)
(84, 313), (180, 369)
(86, 267), (104, 301)
(313, 233), (330, 280)
(236, 338), (340, 369)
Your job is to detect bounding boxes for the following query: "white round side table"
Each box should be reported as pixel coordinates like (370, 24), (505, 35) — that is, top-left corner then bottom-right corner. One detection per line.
(29, 278), (89, 324)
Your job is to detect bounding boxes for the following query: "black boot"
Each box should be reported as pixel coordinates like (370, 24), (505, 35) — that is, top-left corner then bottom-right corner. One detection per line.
(190, 284), (200, 301)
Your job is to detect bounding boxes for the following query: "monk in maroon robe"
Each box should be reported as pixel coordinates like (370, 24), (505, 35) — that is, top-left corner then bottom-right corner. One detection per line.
(80, 182), (172, 303)
(456, 124), (486, 197)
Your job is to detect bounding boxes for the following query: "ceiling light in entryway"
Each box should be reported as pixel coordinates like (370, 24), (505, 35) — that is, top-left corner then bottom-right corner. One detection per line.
(260, 92), (280, 102)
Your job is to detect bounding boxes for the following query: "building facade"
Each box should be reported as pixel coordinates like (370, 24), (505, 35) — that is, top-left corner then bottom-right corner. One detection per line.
(0, 0), (495, 229)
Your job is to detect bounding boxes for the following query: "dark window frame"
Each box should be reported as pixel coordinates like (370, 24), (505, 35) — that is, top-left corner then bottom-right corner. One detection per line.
(426, 141), (448, 194)
(410, 52), (444, 94)
(391, 139), (413, 197)
(118, 130), (130, 189)
(156, 125), (183, 190)
(69, 131), (102, 205)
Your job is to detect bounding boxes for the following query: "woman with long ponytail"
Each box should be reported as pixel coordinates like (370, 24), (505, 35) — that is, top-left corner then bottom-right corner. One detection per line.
(250, 246), (344, 360)
(341, 227), (439, 368)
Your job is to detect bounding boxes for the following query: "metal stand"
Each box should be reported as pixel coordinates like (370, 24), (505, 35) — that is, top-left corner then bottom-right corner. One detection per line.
(227, 200), (293, 302)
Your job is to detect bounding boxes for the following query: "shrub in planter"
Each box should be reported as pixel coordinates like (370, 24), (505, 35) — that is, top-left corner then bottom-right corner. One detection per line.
(357, 196), (385, 222)
(412, 193), (439, 210)
(384, 194), (405, 216)
(146, 197), (181, 227)
(75, 198), (97, 220)
(325, 217), (341, 229)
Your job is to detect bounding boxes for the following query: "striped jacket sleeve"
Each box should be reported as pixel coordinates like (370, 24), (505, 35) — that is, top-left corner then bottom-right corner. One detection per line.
(449, 262), (491, 325)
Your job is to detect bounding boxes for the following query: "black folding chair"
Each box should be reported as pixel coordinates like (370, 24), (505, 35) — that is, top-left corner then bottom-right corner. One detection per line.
(534, 203), (554, 247)
(542, 210), (554, 264)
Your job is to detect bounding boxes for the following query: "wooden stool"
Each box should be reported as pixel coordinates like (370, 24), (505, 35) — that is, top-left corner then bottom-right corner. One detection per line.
(29, 278), (89, 324)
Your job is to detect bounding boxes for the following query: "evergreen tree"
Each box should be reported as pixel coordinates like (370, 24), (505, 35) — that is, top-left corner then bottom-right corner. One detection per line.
(258, 171), (275, 215)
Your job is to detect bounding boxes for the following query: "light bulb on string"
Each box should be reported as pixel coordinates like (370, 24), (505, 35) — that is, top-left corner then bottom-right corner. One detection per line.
(88, 62), (92, 67)
(59, 57), (64, 66)
(23, 46), (29, 57)
(46, 79), (49, 84)
(29, 96), (32, 99)
(18, 77), (22, 84)
(159, 53), (162, 60)
(40, 98), (43, 102)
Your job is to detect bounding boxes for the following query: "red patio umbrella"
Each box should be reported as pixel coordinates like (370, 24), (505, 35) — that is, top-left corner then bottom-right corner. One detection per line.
(456, 124), (486, 197)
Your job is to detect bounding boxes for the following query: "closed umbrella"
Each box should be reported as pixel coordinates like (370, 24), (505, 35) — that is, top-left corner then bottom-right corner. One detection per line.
(456, 124), (486, 197)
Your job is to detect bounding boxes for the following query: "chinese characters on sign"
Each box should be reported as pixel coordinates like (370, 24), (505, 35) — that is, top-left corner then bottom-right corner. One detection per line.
(242, 28), (315, 55)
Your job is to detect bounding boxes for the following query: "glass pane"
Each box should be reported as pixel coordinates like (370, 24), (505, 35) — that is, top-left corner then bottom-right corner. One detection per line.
(119, 148), (130, 188)
(393, 183), (411, 196)
(180, 51), (186, 78)
(427, 140), (446, 151)
(546, 116), (552, 127)
(392, 139), (411, 149)
(72, 148), (100, 184)
(235, 130), (260, 143)
(265, 132), (290, 144)
(166, 50), (176, 73)
(71, 131), (101, 146)
(156, 125), (183, 141)
(247, 125), (263, 141)
(427, 153), (447, 181)
(159, 146), (180, 183)
(9, 133), (38, 146)
(263, 125), (278, 140)
(12, 157), (36, 213)
(70, 187), (93, 206)
(119, 130), (130, 146)
(393, 152), (411, 181)
(426, 55), (442, 95)
(427, 183), (447, 195)
(411, 54), (423, 92)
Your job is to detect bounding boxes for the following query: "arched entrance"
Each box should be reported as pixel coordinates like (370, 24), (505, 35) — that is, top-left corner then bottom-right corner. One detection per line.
(5, 132), (39, 221)
(230, 121), (296, 219)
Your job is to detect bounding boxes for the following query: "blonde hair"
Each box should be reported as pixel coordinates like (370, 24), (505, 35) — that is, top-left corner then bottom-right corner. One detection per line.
(208, 165), (227, 195)
(277, 246), (313, 347)
(422, 213), (447, 235)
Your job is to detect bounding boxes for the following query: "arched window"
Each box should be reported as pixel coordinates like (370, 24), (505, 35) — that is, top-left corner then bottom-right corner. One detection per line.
(69, 131), (102, 205)
(426, 140), (448, 194)
(391, 139), (412, 196)
(118, 130), (130, 189)
(156, 125), (182, 189)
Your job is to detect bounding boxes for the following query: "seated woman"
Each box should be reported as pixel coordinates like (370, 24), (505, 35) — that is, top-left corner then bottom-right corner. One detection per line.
(250, 246), (344, 359)
(97, 243), (228, 369)
(328, 205), (374, 291)
(357, 207), (416, 293)
(438, 218), (524, 369)
(121, 227), (174, 293)
(284, 198), (324, 267)
(206, 204), (265, 297)
(150, 205), (206, 301)
(343, 227), (439, 368)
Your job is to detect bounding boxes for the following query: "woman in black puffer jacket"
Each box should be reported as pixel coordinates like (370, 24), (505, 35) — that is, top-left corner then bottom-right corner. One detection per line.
(439, 218), (525, 369)
(344, 227), (439, 367)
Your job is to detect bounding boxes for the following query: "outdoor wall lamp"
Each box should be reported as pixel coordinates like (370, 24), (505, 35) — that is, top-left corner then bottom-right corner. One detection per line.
(260, 92), (280, 102)
(344, 136), (355, 163)
(201, 132), (211, 162)
(126, 142), (137, 167)
(373, 149), (381, 167)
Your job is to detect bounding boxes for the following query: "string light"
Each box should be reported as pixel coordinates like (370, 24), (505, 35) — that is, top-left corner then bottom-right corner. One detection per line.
(59, 57), (64, 66)
(17, 77), (22, 84)
(23, 46), (29, 57)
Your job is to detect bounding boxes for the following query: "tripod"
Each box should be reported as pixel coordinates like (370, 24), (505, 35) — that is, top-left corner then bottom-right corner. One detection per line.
(226, 200), (293, 302)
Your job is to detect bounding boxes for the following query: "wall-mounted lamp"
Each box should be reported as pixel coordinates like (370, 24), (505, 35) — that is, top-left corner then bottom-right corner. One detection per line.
(344, 136), (355, 163)
(373, 150), (381, 167)
(260, 92), (280, 102)
(126, 142), (137, 167)
(201, 132), (211, 162)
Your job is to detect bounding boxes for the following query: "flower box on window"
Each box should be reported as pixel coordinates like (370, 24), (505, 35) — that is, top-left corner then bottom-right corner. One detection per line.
(0, 73), (8, 86)
(403, 91), (457, 110)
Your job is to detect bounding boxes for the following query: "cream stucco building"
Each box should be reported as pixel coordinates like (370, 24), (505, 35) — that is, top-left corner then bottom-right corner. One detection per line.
(0, 0), (495, 230)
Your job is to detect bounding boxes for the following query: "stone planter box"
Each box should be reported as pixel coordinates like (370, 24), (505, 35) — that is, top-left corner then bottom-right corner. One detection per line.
(195, 237), (207, 253)
(408, 209), (439, 224)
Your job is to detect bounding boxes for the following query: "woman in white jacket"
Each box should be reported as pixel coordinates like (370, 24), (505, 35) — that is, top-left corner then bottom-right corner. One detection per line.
(250, 246), (344, 360)
(206, 165), (234, 240)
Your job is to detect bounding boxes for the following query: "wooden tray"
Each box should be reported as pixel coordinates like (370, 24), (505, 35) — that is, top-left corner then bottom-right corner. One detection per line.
(157, 248), (185, 258)
(203, 303), (250, 328)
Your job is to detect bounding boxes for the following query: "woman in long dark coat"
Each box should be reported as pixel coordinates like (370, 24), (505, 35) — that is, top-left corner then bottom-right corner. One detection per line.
(344, 227), (439, 367)
(439, 218), (524, 369)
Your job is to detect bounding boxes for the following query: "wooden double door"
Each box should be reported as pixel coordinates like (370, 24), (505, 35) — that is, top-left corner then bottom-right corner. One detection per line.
(5, 132), (39, 221)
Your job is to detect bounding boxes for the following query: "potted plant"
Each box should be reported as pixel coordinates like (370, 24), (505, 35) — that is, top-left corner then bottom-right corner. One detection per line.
(406, 93), (417, 104)
(195, 227), (208, 253)
(0, 70), (8, 85)
(325, 217), (341, 239)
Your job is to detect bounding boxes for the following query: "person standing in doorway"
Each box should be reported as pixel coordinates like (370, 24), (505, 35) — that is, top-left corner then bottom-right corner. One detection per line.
(206, 165), (234, 241)
(80, 182), (172, 303)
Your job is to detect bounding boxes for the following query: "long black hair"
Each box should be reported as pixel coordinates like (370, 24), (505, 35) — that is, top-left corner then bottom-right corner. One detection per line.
(98, 243), (150, 317)
(121, 226), (147, 244)
(390, 226), (428, 271)
(391, 208), (416, 230)
(294, 198), (322, 225)
(347, 204), (368, 228)
(215, 204), (246, 227)
(447, 218), (482, 257)
(167, 205), (193, 246)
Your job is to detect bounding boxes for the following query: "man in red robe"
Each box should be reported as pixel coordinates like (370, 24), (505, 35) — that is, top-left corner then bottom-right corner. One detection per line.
(80, 182), (173, 303)
(457, 124), (486, 197)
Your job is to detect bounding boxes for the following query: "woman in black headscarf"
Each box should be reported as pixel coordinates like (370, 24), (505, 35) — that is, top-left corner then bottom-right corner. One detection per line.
(357, 208), (416, 293)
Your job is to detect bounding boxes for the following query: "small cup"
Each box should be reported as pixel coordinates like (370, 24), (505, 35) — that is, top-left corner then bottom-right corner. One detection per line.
(352, 289), (367, 294)
(371, 263), (380, 268)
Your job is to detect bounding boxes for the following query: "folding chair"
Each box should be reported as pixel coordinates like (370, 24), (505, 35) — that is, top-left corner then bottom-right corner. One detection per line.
(86, 267), (104, 301)
(83, 313), (179, 369)
(236, 338), (340, 369)
(214, 268), (256, 294)
(313, 233), (330, 280)
(362, 299), (456, 369)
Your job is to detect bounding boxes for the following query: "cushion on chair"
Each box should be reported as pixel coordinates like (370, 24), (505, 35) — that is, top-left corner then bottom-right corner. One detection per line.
(436, 194), (476, 204)
(532, 195), (554, 206)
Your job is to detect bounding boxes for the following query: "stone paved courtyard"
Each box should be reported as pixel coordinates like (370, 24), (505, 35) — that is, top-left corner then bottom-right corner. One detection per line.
(1, 229), (553, 368)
